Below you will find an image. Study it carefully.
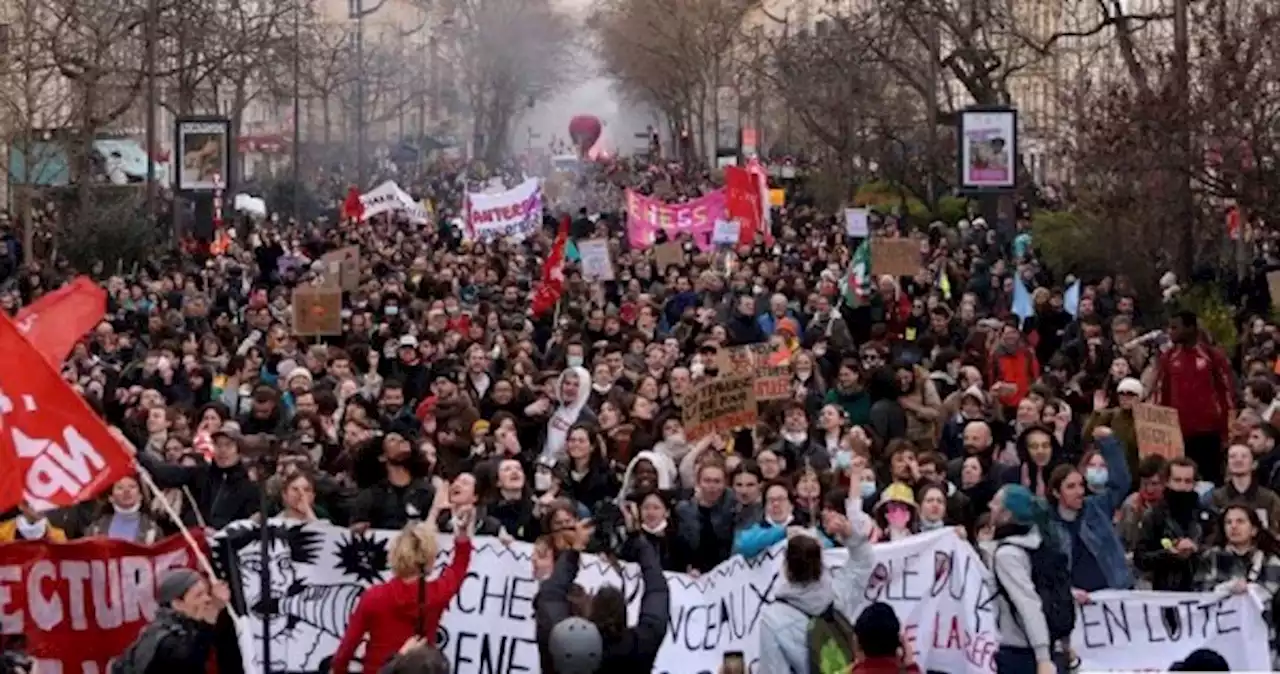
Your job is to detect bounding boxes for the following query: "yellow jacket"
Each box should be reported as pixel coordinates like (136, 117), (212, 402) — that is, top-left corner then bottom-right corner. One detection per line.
(0, 518), (68, 543)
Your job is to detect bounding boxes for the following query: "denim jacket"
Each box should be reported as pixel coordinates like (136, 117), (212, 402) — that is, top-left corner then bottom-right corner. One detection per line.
(1048, 435), (1135, 589)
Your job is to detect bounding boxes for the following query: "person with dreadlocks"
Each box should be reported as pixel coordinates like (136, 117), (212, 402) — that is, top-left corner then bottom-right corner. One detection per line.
(330, 480), (473, 674)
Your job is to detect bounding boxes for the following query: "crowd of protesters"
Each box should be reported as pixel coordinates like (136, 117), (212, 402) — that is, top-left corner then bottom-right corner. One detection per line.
(0, 152), (1275, 674)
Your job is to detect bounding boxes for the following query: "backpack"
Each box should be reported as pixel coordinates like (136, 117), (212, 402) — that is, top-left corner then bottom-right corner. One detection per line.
(994, 541), (1075, 643)
(782, 600), (855, 674)
(110, 619), (186, 674)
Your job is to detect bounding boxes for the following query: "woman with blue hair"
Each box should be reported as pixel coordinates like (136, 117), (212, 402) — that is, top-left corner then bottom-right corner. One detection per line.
(984, 483), (1074, 674)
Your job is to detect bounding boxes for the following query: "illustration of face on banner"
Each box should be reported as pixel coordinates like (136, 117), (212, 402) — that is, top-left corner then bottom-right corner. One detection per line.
(959, 109), (1017, 190)
(176, 117), (231, 191)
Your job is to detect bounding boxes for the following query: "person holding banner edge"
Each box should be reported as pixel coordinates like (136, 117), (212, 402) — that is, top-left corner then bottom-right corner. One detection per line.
(330, 479), (473, 674)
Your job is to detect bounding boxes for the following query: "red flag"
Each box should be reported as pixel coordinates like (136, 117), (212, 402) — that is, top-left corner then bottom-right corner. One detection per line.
(15, 276), (106, 367)
(531, 216), (570, 317)
(725, 165), (764, 246)
(746, 157), (774, 244)
(0, 310), (136, 513)
(341, 186), (364, 221)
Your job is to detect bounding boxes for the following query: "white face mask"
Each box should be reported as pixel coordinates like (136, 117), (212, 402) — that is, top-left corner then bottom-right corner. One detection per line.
(567, 355), (584, 368)
(16, 515), (47, 540)
(534, 472), (552, 492)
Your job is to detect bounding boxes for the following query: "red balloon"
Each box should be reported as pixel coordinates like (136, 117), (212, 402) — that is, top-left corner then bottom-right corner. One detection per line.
(568, 115), (602, 154)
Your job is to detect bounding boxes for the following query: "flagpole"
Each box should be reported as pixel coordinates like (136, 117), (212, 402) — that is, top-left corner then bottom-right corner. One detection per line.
(135, 467), (242, 620)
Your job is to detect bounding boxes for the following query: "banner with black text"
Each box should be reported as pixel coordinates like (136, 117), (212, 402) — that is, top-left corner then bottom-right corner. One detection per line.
(208, 522), (1271, 674)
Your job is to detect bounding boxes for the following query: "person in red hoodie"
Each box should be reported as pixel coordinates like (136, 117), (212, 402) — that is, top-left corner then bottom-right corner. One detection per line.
(850, 602), (921, 674)
(330, 485), (474, 674)
(1152, 310), (1237, 484)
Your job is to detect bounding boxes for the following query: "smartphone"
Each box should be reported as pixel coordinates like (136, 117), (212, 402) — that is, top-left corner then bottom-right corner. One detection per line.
(722, 651), (745, 674)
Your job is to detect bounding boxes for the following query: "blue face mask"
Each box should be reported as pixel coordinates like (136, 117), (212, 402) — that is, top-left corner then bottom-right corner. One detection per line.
(860, 482), (878, 500)
(1085, 467), (1108, 488)
(834, 450), (853, 471)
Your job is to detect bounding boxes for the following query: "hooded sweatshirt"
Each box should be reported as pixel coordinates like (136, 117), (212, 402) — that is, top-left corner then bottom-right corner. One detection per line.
(758, 497), (874, 674)
(330, 538), (473, 674)
(619, 451), (676, 499)
(982, 527), (1052, 663)
(541, 366), (595, 459)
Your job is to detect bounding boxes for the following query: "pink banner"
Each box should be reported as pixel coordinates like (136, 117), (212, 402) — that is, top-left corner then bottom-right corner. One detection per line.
(626, 189), (726, 250)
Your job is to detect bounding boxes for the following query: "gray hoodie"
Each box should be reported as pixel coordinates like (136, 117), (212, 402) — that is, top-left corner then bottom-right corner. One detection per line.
(757, 497), (874, 674)
(983, 528), (1052, 663)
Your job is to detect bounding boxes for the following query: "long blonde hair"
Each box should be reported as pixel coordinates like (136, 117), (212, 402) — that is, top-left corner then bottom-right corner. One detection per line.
(389, 521), (437, 579)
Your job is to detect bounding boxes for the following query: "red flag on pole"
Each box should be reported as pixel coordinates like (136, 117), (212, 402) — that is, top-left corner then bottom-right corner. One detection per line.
(531, 215), (570, 317)
(15, 276), (106, 367)
(0, 311), (136, 514)
(341, 186), (364, 222)
(725, 165), (764, 246)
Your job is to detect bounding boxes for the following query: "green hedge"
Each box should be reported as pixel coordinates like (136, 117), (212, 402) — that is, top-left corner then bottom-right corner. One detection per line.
(852, 181), (972, 225)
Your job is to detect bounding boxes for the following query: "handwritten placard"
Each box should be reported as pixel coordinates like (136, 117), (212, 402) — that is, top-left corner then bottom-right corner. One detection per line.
(321, 246), (360, 291)
(716, 344), (790, 401)
(653, 241), (684, 272)
(577, 238), (615, 281)
(292, 287), (342, 336)
(871, 237), (920, 277)
(1134, 403), (1184, 459)
(682, 375), (757, 442)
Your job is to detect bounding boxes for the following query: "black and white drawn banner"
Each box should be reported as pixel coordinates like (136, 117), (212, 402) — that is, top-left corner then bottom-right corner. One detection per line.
(209, 523), (1270, 673)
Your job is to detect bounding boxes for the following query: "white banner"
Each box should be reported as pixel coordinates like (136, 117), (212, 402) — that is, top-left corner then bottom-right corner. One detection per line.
(360, 181), (428, 223)
(210, 523), (1270, 674)
(466, 178), (542, 242)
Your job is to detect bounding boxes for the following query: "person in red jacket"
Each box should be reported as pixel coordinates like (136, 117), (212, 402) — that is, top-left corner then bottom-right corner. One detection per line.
(1152, 310), (1237, 484)
(989, 322), (1040, 416)
(330, 497), (475, 674)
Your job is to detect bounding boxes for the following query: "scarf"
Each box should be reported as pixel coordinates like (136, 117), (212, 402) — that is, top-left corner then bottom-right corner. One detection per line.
(641, 520), (667, 535)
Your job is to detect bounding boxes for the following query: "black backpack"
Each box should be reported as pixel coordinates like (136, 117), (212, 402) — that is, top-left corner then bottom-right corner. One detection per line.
(782, 600), (855, 674)
(110, 619), (186, 674)
(994, 541), (1075, 643)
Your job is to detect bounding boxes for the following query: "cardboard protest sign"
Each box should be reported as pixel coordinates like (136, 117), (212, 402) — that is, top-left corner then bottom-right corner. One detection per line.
(682, 374), (757, 442)
(292, 287), (342, 336)
(870, 237), (920, 277)
(716, 344), (790, 401)
(1134, 403), (1184, 459)
(653, 241), (684, 272)
(576, 238), (615, 281)
(321, 246), (360, 291)
(1269, 271), (1280, 310)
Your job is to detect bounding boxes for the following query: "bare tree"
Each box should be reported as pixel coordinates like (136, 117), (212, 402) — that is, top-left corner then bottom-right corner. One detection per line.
(593, 0), (754, 158)
(437, 0), (575, 163)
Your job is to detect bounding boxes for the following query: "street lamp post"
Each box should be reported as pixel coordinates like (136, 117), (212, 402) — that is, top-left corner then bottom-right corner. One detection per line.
(348, 0), (387, 189)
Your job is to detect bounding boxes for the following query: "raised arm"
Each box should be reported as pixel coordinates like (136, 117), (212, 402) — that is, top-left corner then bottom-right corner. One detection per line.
(134, 450), (202, 489)
(627, 535), (670, 658)
(832, 494), (874, 619)
(733, 523), (786, 558)
(1089, 430), (1131, 513)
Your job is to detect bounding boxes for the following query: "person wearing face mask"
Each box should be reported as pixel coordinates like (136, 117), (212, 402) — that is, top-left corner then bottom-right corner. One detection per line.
(1135, 457), (1215, 591)
(1117, 455), (1167, 554)
(734, 481), (836, 557)
(85, 476), (164, 543)
(0, 502), (67, 543)
(871, 483), (920, 542)
(1044, 426), (1134, 601)
(1083, 377), (1143, 490)
(624, 490), (690, 571)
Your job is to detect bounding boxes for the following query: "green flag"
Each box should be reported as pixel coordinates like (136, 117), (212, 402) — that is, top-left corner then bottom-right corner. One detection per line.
(840, 239), (870, 308)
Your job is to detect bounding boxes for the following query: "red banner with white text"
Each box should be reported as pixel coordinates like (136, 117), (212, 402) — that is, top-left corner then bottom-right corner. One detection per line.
(0, 533), (204, 673)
